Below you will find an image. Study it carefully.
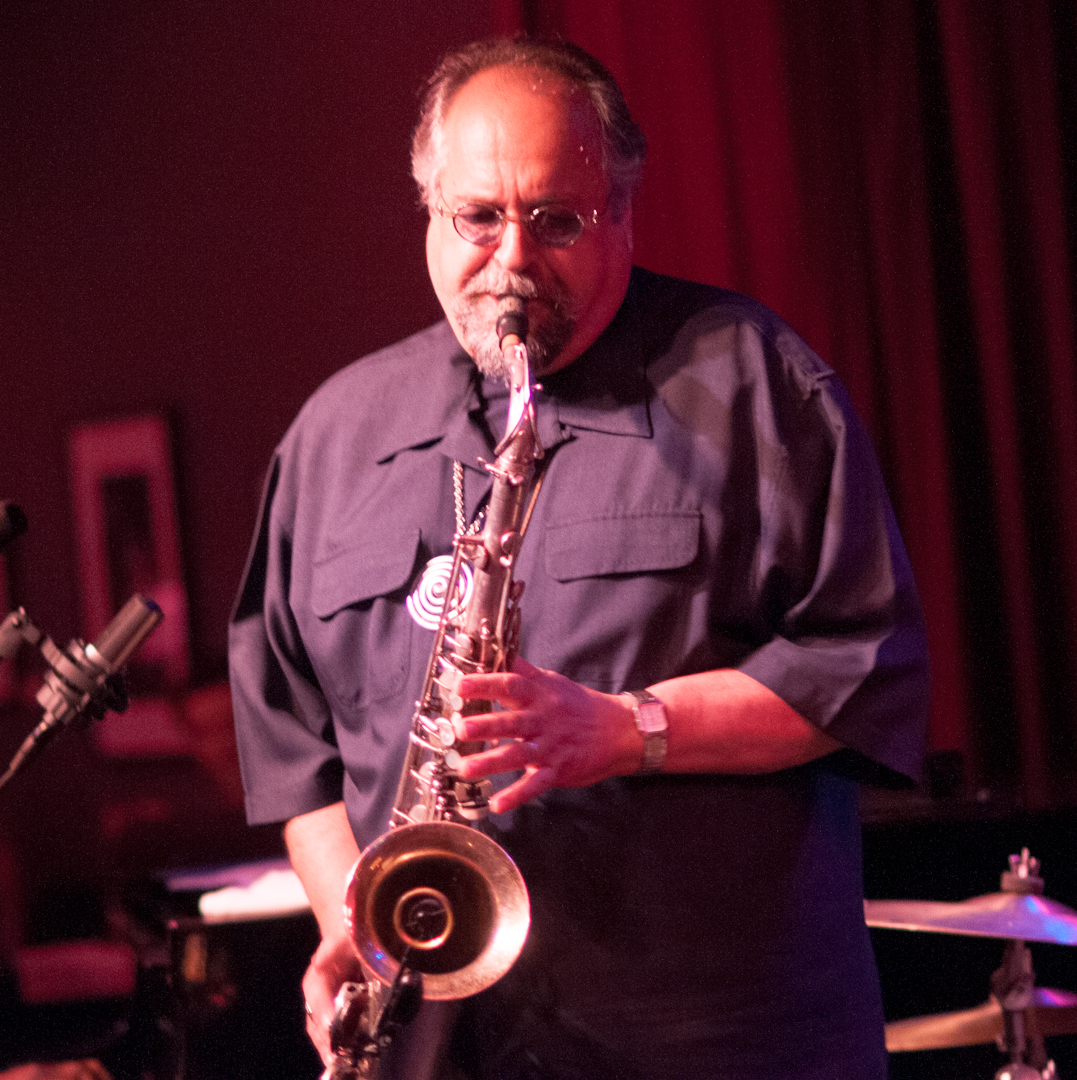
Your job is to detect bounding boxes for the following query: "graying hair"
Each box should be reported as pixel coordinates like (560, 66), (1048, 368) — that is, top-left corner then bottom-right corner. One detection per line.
(412, 38), (646, 219)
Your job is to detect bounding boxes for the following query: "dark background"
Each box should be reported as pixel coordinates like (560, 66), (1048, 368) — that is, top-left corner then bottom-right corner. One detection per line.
(2, 0), (490, 674)
(2, 0), (1076, 1076)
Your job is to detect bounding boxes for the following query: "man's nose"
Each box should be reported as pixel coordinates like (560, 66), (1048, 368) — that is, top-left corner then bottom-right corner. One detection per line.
(494, 219), (538, 272)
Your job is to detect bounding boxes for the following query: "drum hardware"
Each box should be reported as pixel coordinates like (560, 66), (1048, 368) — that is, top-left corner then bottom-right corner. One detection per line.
(868, 850), (1077, 1078)
(864, 859), (1077, 946)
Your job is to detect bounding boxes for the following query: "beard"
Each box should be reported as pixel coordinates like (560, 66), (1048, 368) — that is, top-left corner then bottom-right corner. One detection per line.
(451, 267), (577, 380)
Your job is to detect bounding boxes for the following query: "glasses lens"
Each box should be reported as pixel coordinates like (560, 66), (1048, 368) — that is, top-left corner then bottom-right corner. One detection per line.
(449, 204), (587, 248)
(529, 208), (584, 248)
(453, 205), (504, 245)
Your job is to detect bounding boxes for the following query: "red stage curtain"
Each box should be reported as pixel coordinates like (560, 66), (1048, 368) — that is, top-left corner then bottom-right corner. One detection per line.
(935, 0), (1077, 806)
(492, 0), (1077, 805)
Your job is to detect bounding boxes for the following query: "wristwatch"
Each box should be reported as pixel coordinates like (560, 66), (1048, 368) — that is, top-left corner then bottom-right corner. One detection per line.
(623, 689), (668, 774)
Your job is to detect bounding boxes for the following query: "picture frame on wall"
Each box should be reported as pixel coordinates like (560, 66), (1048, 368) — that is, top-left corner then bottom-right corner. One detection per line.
(68, 414), (193, 756)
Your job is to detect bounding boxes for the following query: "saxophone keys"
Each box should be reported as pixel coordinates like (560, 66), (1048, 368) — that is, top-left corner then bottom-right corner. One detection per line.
(455, 779), (493, 820)
(434, 662), (466, 711)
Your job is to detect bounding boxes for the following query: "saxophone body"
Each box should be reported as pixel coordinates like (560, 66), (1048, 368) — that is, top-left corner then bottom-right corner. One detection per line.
(390, 298), (541, 835)
(323, 300), (538, 1079)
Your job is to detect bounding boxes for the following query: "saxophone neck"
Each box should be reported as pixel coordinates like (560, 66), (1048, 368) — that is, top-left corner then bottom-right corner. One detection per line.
(493, 298), (543, 464)
(493, 352), (541, 465)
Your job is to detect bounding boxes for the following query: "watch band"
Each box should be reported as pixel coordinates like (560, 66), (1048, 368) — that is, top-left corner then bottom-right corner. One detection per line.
(623, 689), (668, 775)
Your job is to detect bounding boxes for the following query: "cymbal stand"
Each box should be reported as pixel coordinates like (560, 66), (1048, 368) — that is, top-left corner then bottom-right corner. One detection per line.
(993, 850), (1056, 1080)
(991, 938), (1054, 1079)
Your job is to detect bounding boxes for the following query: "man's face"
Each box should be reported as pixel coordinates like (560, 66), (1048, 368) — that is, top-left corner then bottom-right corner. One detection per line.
(426, 65), (633, 378)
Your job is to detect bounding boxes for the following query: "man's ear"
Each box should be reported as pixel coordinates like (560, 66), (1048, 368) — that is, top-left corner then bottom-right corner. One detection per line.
(610, 196), (634, 253)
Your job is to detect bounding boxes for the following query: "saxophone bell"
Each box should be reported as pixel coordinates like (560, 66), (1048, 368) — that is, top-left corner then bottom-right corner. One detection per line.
(344, 822), (529, 1000)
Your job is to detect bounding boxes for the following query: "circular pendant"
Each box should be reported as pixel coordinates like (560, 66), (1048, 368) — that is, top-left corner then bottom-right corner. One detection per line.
(406, 554), (475, 631)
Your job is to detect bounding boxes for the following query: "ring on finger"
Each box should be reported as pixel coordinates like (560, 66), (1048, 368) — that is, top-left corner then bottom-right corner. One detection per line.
(304, 999), (313, 1018)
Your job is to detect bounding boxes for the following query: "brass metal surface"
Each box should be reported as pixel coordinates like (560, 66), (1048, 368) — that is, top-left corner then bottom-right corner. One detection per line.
(885, 988), (1077, 1051)
(344, 822), (529, 1001)
(865, 892), (1077, 944)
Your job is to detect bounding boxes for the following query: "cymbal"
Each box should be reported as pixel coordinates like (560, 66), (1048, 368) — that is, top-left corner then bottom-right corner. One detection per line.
(865, 892), (1077, 944)
(886, 988), (1077, 1051)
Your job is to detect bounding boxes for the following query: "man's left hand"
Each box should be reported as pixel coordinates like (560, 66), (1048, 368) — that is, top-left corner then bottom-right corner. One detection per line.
(452, 656), (642, 812)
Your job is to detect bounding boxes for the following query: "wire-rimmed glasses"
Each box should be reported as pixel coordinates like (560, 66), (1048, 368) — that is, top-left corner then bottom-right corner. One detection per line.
(435, 202), (601, 249)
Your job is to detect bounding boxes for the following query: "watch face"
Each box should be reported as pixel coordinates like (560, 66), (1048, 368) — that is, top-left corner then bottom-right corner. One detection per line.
(637, 700), (667, 734)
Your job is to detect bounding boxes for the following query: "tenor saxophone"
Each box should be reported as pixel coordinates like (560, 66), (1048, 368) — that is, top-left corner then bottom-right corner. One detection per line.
(323, 298), (540, 1079)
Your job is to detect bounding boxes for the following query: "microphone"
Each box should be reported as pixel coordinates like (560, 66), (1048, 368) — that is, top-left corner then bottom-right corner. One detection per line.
(0, 594), (163, 790)
(35, 593), (163, 728)
(0, 502), (28, 552)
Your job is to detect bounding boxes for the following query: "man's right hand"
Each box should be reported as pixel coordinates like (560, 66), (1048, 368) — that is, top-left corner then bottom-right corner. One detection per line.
(283, 802), (364, 1067)
(1, 1062), (113, 1080)
(302, 932), (368, 1066)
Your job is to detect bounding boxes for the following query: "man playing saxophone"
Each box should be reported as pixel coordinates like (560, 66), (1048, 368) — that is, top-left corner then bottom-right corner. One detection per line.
(229, 38), (929, 1080)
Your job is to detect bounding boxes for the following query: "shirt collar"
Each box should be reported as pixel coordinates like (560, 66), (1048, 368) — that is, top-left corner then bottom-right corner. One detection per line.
(539, 276), (653, 439)
(372, 327), (484, 464)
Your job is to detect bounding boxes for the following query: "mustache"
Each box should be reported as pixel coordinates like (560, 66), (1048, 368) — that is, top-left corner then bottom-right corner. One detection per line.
(460, 268), (555, 306)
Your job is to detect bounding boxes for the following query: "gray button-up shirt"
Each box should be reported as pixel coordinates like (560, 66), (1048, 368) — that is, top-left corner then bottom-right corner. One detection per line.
(229, 267), (928, 1078)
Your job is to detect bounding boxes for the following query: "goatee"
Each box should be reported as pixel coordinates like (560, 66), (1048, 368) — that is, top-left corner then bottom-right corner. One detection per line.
(452, 269), (576, 380)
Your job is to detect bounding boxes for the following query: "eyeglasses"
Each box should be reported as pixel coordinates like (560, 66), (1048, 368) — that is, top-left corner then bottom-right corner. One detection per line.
(435, 202), (600, 249)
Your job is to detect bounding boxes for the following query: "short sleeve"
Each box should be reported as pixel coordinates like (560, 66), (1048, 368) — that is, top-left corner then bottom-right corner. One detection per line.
(228, 452), (345, 825)
(737, 369), (928, 785)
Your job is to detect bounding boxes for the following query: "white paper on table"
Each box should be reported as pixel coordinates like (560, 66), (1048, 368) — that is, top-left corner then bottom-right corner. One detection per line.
(198, 867), (312, 922)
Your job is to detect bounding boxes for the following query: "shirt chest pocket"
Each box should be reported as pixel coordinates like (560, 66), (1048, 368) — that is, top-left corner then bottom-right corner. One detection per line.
(544, 511), (702, 581)
(309, 529), (420, 713)
(527, 511), (703, 692)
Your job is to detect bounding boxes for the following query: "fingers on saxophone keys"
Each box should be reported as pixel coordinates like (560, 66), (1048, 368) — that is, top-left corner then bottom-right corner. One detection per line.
(457, 709), (532, 741)
(457, 737), (541, 778)
(490, 765), (556, 813)
(457, 670), (527, 706)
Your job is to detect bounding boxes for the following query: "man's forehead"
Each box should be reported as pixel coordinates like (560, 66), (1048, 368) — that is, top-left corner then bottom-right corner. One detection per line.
(449, 63), (585, 113)
(438, 66), (604, 198)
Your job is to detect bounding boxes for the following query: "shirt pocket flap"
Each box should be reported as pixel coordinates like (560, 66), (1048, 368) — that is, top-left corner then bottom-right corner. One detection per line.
(311, 528), (421, 617)
(545, 511), (700, 581)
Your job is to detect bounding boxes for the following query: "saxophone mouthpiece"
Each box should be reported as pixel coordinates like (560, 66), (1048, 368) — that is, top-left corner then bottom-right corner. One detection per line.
(496, 296), (528, 348)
